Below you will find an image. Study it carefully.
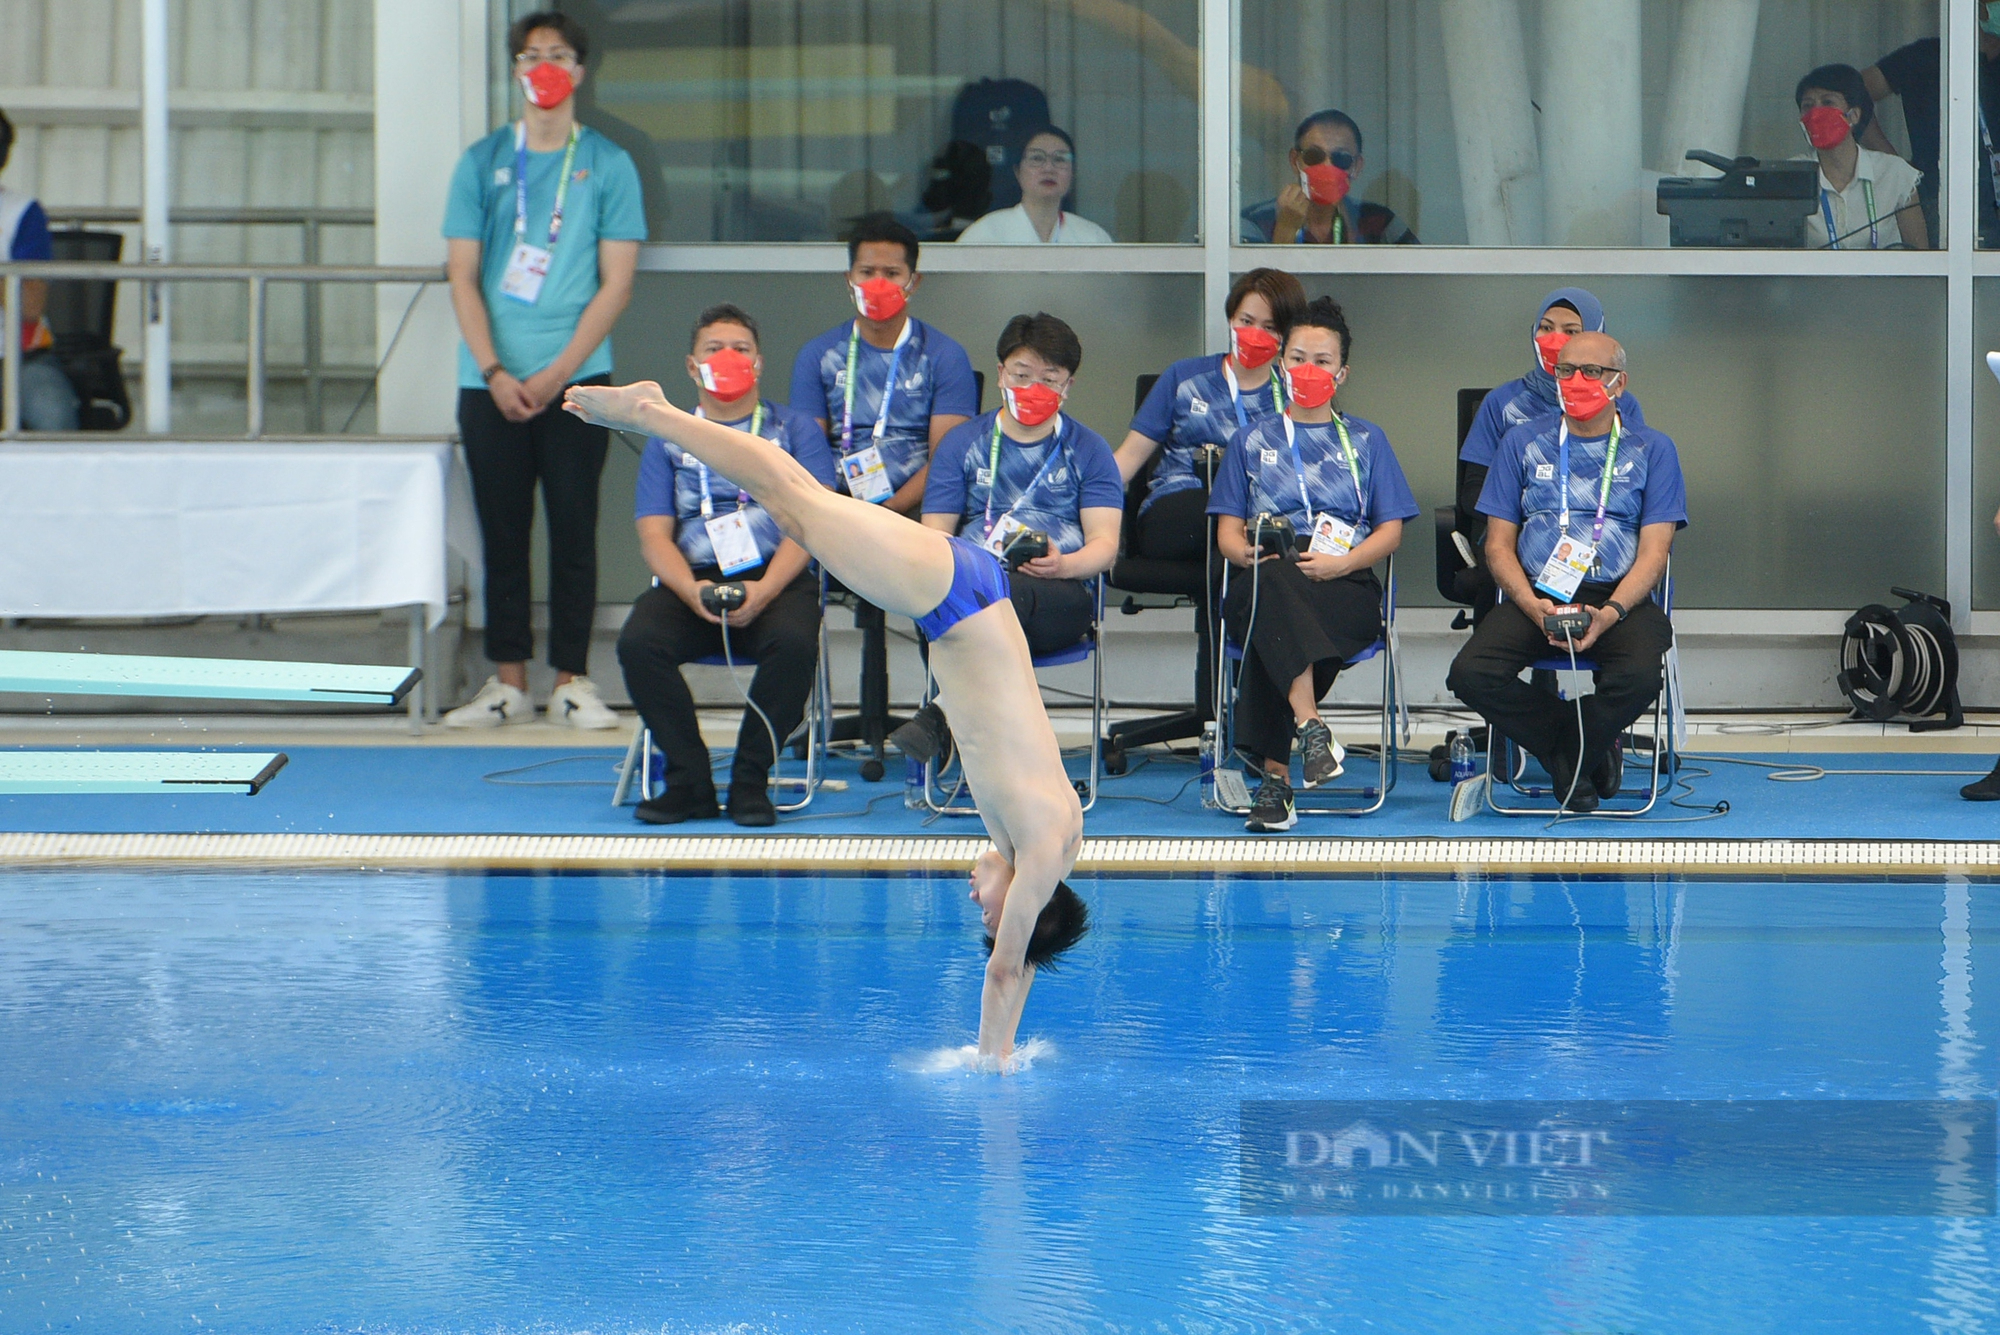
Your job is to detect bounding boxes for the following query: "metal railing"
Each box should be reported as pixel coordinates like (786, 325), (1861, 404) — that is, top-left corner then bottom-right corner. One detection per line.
(0, 260), (442, 439)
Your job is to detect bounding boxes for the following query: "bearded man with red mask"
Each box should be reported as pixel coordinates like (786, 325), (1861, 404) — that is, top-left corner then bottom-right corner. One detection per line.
(442, 11), (645, 732)
(1446, 333), (1686, 815)
(890, 313), (1125, 768)
(1239, 109), (1417, 246)
(616, 305), (838, 827)
(1792, 64), (1927, 251)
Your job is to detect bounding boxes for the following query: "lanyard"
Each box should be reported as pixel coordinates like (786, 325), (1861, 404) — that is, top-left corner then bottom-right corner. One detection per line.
(1294, 208), (1347, 245)
(1555, 415), (1623, 546)
(840, 317), (913, 454)
(1281, 413), (1365, 525)
(982, 413), (1069, 534)
(1820, 177), (1877, 249)
(1225, 358), (1285, 432)
(514, 122), (580, 248)
(692, 401), (762, 518)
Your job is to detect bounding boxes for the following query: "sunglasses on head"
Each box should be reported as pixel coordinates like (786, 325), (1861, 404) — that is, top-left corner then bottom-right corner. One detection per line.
(1298, 146), (1357, 171)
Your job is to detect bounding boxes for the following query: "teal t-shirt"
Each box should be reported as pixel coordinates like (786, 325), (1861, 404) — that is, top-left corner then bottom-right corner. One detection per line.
(443, 123), (646, 388)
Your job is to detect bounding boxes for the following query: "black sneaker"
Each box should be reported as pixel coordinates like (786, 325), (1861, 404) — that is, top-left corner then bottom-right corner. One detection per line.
(1589, 740), (1624, 800)
(1963, 758), (2000, 801)
(728, 780), (778, 828)
(890, 702), (952, 765)
(636, 785), (721, 825)
(1297, 719), (1344, 788)
(1245, 772), (1297, 832)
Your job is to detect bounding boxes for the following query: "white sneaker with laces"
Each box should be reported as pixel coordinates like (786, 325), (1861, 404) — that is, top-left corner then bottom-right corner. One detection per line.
(442, 676), (533, 729)
(548, 677), (619, 730)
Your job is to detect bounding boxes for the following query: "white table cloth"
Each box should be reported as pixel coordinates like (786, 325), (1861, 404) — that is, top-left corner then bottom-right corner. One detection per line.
(0, 441), (480, 628)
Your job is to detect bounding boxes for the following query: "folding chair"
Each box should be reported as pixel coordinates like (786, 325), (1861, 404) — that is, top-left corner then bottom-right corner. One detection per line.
(1208, 553), (1404, 817)
(1484, 558), (1679, 817)
(921, 575), (1105, 815)
(612, 572), (833, 813)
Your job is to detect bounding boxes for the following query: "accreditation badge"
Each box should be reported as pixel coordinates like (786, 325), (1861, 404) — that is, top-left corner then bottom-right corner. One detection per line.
(705, 510), (762, 577)
(499, 241), (553, 305)
(841, 445), (893, 503)
(1307, 513), (1357, 556)
(1533, 536), (1596, 602)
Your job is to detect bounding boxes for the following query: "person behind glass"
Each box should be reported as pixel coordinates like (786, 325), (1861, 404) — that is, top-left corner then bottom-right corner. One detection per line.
(1794, 64), (1926, 251)
(1240, 110), (1417, 246)
(1446, 334), (1685, 814)
(893, 313), (1125, 764)
(617, 305), (837, 828)
(1207, 297), (1418, 834)
(790, 213), (979, 515)
(442, 11), (644, 731)
(1859, 5), (1998, 249)
(1117, 267), (1308, 563)
(0, 109), (78, 431)
(1453, 288), (1646, 620)
(955, 127), (1113, 245)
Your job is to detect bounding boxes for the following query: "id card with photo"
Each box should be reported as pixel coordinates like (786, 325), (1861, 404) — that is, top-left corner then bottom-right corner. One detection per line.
(983, 513), (1027, 558)
(1308, 513), (1357, 556)
(705, 510), (763, 577)
(1533, 536), (1596, 601)
(499, 242), (552, 305)
(841, 445), (893, 503)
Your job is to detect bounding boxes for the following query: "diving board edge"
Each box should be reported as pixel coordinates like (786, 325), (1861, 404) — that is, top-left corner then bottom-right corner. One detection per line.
(2, 832), (1998, 875)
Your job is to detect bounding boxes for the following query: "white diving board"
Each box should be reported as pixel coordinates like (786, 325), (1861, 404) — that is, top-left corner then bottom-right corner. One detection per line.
(0, 751), (289, 795)
(0, 651), (418, 707)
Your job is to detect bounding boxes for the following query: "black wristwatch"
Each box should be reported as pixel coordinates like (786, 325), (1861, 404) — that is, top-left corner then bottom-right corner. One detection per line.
(1605, 598), (1629, 622)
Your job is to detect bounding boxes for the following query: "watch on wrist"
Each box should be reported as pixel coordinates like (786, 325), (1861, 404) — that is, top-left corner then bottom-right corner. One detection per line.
(481, 362), (504, 383)
(1606, 598), (1629, 622)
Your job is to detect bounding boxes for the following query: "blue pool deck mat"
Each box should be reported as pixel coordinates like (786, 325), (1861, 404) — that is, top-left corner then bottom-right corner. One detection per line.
(0, 650), (418, 706)
(0, 750), (286, 795)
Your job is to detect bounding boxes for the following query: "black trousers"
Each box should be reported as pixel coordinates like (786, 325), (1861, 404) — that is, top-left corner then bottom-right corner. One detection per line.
(616, 569), (822, 795)
(1133, 485), (1210, 566)
(1223, 560), (1382, 767)
(1445, 586), (1674, 775)
(1009, 571), (1096, 659)
(458, 374), (611, 673)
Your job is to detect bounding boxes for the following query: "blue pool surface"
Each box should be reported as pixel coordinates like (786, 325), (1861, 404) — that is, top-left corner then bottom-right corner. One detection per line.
(0, 869), (1994, 1333)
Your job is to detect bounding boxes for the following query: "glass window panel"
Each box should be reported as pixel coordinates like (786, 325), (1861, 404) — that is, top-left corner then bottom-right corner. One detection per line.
(1973, 277), (2000, 607)
(526, 1), (1199, 243)
(1294, 274), (1942, 607)
(1235, 1), (1939, 249)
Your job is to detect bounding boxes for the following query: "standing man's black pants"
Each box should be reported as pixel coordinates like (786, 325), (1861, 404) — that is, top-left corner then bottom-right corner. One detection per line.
(617, 570), (822, 799)
(458, 373), (611, 674)
(1446, 585), (1673, 774)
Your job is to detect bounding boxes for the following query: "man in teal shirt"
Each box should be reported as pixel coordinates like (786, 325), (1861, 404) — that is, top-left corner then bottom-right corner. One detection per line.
(442, 10), (645, 731)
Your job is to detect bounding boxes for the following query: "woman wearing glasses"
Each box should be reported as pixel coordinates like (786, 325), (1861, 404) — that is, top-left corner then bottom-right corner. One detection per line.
(956, 127), (1114, 245)
(1240, 109), (1417, 246)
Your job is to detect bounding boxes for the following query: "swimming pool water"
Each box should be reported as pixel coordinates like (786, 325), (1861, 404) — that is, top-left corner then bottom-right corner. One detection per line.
(0, 868), (1992, 1333)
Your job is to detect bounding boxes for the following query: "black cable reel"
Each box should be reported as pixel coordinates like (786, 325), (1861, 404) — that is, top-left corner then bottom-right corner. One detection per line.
(1838, 587), (1963, 732)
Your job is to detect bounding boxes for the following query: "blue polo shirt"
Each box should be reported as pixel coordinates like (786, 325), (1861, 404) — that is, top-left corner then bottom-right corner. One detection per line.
(1208, 412), (1420, 545)
(1477, 416), (1688, 584)
(1129, 353), (1287, 512)
(633, 400), (836, 571)
(789, 317), (980, 495)
(1460, 378), (1645, 468)
(442, 123), (646, 389)
(923, 411), (1124, 554)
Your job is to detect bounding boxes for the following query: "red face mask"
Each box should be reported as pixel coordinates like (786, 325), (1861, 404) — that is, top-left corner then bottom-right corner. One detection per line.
(1558, 371), (1615, 422)
(697, 348), (757, 402)
(1299, 162), (1351, 208)
(1534, 329), (1572, 376)
(1003, 382), (1065, 428)
(851, 277), (908, 323)
(1284, 362), (1338, 410)
(521, 61), (575, 110)
(1230, 325), (1281, 370)
(1800, 105), (1852, 151)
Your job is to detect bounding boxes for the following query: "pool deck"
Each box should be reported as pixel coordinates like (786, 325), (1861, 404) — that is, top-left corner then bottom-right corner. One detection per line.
(1, 709), (1997, 874)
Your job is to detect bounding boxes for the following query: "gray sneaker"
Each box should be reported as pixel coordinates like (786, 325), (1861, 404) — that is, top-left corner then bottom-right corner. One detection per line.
(1245, 772), (1297, 832)
(1297, 718), (1344, 788)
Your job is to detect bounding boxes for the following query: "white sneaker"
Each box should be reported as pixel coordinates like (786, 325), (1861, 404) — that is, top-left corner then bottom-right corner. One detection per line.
(548, 677), (620, 730)
(442, 676), (534, 729)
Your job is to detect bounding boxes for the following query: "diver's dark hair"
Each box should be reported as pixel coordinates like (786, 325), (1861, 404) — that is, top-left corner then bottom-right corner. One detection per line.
(1286, 294), (1353, 363)
(985, 881), (1090, 970)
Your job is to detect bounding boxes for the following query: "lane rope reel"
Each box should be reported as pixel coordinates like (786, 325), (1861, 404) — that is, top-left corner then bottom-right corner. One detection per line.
(1838, 587), (1963, 732)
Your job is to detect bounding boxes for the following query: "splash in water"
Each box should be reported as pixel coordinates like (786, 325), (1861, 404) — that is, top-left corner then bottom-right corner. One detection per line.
(903, 1037), (1053, 1075)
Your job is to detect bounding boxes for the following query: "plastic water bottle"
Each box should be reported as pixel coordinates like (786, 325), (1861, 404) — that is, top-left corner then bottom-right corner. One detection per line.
(904, 754), (925, 809)
(1199, 722), (1217, 806)
(1449, 731), (1475, 784)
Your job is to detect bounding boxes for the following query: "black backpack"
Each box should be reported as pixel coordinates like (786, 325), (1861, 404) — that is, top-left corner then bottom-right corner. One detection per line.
(1838, 587), (1963, 731)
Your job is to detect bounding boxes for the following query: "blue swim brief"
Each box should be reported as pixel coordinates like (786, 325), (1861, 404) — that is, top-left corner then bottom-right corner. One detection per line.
(914, 536), (1010, 642)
